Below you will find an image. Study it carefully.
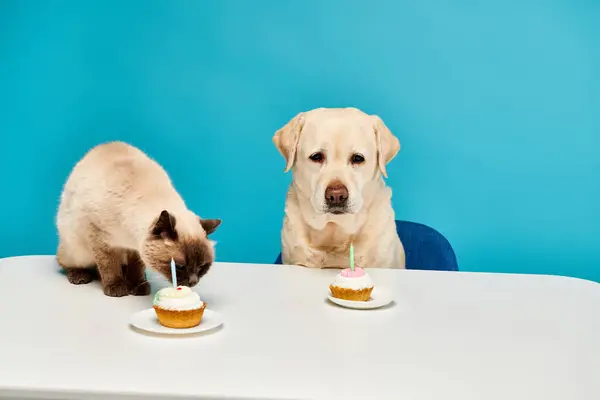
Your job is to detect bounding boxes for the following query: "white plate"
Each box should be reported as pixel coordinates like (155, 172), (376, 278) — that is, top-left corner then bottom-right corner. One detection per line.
(327, 288), (393, 310)
(129, 308), (223, 335)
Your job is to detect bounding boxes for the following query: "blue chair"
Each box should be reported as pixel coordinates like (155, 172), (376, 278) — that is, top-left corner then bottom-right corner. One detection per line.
(274, 220), (458, 271)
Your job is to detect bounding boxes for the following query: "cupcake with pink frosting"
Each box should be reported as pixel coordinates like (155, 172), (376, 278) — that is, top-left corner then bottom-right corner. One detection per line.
(329, 267), (374, 301)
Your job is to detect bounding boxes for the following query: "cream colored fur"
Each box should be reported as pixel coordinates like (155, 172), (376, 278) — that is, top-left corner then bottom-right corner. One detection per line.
(56, 142), (214, 275)
(273, 107), (405, 269)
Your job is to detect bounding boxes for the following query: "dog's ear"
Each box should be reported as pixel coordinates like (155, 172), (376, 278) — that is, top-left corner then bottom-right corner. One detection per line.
(273, 112), (305, 173)
(373, 115), (400, 178)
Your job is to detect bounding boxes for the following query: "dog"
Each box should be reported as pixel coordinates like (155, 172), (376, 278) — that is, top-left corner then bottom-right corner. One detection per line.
(273, 107), (405, 269)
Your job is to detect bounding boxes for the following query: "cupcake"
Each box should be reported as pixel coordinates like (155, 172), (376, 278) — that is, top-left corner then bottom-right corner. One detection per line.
(152, 286), (206, 328)
(329, 267), (374, 301)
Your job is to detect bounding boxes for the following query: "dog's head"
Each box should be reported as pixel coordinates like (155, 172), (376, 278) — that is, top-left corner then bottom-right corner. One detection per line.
(273, 107), (400, 215)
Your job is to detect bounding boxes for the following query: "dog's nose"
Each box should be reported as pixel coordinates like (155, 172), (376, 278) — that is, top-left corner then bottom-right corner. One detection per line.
(324, 181), (349, 206)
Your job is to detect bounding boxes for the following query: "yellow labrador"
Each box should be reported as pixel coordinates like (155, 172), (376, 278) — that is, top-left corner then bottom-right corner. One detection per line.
(273, 107), (405, 269)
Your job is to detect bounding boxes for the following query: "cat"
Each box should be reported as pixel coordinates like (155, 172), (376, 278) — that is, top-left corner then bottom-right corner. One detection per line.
(56, 141), (221, 297)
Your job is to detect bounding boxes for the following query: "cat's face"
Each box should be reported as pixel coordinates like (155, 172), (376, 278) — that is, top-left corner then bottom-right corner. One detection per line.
(141, 210), (221, 287)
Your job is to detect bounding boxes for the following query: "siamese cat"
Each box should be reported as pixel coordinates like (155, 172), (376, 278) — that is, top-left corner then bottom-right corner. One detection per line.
(56, 141), (221, 297)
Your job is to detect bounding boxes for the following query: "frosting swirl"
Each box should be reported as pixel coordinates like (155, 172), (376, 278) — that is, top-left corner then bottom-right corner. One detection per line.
(332, 267), (374, 290)
(153, 286), (204, 310)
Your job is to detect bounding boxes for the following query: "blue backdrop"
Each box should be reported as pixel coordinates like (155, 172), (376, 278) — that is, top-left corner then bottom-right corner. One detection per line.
(1, 1), (599, 281)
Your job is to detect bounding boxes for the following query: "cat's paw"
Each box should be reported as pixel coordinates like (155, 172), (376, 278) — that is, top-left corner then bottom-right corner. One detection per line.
(103, 280), (129, 297)
(66, 269), (95, 285)
(129, 280), (151, 296)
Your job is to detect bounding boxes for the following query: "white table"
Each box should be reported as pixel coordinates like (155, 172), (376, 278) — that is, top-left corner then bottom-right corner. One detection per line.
(0, 256), (599, 400)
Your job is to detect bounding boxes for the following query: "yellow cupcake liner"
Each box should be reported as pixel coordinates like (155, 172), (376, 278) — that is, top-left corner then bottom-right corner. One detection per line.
(329, 285), (373, 302)
(153, 303), (206, 329)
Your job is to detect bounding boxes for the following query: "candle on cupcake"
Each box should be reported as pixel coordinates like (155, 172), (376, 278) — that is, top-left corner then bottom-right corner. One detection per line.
(170, 258), (177, 287)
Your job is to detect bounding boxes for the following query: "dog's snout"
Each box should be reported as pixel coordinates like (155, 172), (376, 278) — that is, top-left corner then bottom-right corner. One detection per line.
(324, 181), (349, 206)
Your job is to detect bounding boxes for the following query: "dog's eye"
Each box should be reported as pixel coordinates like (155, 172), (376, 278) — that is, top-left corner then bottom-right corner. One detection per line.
(309, 152), (325, 163)
(175, 264), (185, 271)
(350, 154), (365, 164)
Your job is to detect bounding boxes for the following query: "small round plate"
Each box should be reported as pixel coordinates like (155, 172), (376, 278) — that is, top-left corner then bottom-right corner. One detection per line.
(327, 288), (393, 310)
(129, 308), (223, 335)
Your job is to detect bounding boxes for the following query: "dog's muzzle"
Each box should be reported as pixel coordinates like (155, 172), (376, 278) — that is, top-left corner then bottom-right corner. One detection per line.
(324, 180), (349, 214)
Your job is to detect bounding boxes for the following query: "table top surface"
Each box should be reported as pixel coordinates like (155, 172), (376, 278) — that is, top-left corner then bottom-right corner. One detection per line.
(0, 256), (599, 400)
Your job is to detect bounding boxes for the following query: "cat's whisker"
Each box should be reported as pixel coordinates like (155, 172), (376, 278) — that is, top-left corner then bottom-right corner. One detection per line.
(146, 278), (167, 284)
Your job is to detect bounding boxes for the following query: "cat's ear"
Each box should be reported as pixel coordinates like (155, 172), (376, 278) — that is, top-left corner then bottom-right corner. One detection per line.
(199, 218), (221, 235)
(151, 210), (177, 240)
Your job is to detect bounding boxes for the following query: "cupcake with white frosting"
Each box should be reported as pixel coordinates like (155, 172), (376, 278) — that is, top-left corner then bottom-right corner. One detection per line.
(329, 267), (374, 301)
(152, 286), (206, 328)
